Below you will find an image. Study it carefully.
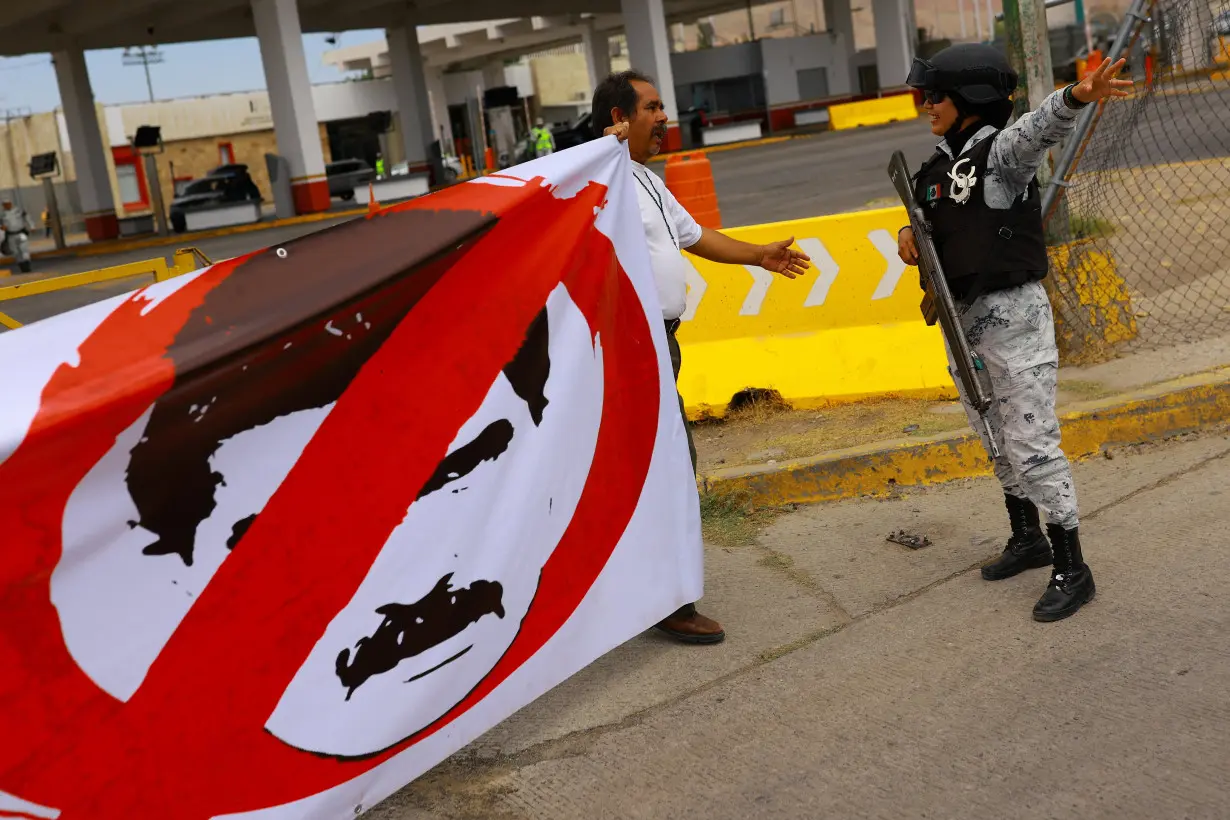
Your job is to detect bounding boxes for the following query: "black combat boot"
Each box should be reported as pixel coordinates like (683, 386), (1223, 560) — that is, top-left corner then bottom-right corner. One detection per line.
(1032, 524), (1096, 622)
(981, 493), (1052, 580)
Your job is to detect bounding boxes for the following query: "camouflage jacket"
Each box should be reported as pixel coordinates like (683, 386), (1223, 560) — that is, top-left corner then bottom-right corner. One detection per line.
(932, 87), (1085, 210)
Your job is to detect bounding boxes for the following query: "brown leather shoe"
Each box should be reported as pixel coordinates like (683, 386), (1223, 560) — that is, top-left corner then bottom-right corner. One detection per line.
(654, 610), (726, 644)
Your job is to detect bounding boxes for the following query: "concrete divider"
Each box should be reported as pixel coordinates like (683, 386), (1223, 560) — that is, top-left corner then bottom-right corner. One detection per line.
(828, 94), (919, 131)
(677, 206), (954, 417)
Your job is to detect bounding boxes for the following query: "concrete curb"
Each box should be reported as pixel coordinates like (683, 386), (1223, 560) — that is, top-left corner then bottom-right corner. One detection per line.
(702, 370), (1230, 506)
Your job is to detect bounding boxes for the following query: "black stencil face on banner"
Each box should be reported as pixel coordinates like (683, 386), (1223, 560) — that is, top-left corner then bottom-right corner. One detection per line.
(330, 304), (555, 697)
(334, 573), (506, 701)
(117, 203), (551, 571)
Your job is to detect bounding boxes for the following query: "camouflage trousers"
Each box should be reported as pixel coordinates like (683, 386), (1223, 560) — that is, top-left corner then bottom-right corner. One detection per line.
(944, 281), (1080, 529)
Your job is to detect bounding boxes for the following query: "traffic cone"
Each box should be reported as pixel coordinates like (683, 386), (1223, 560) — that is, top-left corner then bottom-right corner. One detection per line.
(665, 152), (722, 229)
(367, 181), (380, 214)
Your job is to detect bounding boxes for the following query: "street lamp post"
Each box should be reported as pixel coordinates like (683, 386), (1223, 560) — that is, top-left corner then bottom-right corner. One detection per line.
(122, 46), (165, 103)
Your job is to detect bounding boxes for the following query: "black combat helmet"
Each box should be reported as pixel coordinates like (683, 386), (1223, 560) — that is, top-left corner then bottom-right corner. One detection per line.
(906, 43), (1018, 104)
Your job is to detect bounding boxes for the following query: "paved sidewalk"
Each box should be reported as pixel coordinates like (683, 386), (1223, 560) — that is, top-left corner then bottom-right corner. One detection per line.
(371, 428), (1230, 819)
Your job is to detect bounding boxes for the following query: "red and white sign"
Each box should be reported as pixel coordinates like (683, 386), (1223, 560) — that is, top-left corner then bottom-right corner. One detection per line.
(0, 138), (703, 820)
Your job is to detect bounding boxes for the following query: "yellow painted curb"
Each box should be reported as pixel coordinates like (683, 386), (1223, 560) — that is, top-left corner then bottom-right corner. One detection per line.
(703, 370), (1230, 506)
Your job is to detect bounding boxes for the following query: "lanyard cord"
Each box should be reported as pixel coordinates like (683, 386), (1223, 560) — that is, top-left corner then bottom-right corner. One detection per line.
(633, 169), (677, 249)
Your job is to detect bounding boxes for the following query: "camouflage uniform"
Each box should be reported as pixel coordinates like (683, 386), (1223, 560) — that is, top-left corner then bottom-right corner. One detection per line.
(934, 89), (1083, 528)
(944, 282), (1078, 527)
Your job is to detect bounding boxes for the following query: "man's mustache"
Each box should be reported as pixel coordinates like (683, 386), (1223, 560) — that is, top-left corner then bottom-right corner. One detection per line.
(651, 125), (668, 138)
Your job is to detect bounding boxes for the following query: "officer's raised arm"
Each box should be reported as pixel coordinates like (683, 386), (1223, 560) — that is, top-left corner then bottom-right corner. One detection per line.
(989, 57), (1133, 196)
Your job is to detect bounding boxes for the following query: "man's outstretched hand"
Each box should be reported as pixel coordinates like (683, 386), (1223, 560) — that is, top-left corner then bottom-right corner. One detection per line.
(758, 237), (811, 279)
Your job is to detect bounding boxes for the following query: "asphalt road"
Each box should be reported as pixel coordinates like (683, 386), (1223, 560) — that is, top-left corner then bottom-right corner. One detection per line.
(701, 118), (939, 226)
(372, 428), (1230, 820)
(1089, 83), (1230, 171)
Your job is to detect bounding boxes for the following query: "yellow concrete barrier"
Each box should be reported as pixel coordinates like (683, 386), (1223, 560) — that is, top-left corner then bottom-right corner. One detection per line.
(828, 94), (919, 131)
(676, 206), (954, 417)
(0, 247), (211, 330)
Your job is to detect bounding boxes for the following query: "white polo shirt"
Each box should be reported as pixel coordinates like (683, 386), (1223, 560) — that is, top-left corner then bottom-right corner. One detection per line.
(630, 161), (703, 321)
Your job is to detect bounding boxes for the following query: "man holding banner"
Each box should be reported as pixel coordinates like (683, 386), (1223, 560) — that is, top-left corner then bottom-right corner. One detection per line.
(593, 69), (811, 644)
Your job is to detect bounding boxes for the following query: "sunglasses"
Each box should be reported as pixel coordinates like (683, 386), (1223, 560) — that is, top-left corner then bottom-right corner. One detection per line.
(923, 89), (948, 105)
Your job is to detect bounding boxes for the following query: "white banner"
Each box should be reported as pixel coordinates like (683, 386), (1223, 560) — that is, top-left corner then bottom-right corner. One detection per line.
(0, 137), (703, 820)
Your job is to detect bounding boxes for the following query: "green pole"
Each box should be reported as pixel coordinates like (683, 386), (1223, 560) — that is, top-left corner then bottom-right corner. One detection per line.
(1002, 0), (1071, 241)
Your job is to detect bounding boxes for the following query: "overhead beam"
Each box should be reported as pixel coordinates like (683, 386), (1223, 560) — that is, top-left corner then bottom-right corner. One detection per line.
(2, 0), (77, 31)
(59, 0), (176, 37)
(88, 0), (253, 49)
(0, 0), (782, 59)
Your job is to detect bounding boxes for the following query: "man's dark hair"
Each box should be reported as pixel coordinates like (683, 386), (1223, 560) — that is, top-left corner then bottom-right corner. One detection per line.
(591, 70), (655, 138)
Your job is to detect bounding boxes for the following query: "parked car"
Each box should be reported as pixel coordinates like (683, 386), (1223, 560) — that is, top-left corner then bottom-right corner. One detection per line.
(326, 158), (375, 200)
(550, 112), (596, 151)
(169, 166), (262, 233)
(390, 157), (463, 184)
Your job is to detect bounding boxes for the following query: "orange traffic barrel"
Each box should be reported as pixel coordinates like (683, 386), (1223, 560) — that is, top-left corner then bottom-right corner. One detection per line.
(1084, 49), (1103, 79)
(664, 151), (721, 229)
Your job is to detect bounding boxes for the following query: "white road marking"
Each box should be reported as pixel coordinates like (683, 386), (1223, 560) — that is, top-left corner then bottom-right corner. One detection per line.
(739, 264), (774, 316)
(799, 238), (840, 307)
(681, 260), (708, 321)
(868, 229), (908, 301)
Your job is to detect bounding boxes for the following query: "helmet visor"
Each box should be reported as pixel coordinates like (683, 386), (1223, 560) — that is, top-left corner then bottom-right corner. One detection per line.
(906, 58), (936, 89)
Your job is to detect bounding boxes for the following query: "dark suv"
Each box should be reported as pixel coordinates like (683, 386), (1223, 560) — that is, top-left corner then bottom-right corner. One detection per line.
(168, 165), (262, 233)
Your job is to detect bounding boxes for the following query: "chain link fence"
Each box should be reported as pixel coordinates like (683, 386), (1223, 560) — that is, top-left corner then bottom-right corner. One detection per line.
(1042, 0), (1230, 363)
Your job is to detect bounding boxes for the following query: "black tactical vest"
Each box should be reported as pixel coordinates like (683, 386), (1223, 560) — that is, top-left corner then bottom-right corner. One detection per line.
(913, 133), (1048, 303)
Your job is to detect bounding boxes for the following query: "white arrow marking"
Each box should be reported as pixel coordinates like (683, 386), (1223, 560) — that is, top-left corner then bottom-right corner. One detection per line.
(739, 264), (774, 316)
(799, 237), (839, 307)
(681, 259), (708, 322)
(868, 229), (908, 300)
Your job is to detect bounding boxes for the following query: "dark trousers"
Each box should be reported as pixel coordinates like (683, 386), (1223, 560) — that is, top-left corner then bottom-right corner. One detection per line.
(666, 319), (698, 619)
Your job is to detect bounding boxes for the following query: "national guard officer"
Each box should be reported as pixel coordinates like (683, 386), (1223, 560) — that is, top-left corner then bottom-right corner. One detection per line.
(531, 118), (555, 158)
(896, 45), (1132, 621)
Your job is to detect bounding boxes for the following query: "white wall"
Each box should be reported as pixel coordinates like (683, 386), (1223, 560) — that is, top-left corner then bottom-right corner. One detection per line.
(443, 70), (485, 106)
(760, 33), (854, 103)
(504, 62), (535, 99)
(312, 79), (397, 122)
(670, 41), (763, 86)
(665, 34), (857, 107)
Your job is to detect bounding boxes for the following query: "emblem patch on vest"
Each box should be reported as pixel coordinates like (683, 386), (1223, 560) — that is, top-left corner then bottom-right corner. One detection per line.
(947, 158), (978, 205)
(925, 183), (941, 201)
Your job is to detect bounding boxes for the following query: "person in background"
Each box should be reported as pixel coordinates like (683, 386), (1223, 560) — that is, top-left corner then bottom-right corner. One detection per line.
(41, 207), (50, 238)
(592, 69), (811, 644)
(531, 118), (555, 158)
(1, 199), (34, 272)
(896, 45), (1132, 622)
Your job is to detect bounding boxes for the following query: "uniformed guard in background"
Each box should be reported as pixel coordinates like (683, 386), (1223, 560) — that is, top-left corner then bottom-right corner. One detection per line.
(1, 199), (34, 273)
(896, 45), (1132, 622)
(531, 118), (555, 158)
